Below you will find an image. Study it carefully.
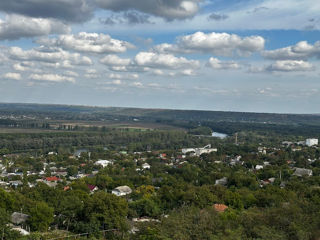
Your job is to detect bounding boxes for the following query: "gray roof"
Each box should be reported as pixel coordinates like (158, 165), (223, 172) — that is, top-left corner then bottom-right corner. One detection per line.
(293, 168), (313, 177)
(11, 212), (29, 225)
(114, 185), (132, 194)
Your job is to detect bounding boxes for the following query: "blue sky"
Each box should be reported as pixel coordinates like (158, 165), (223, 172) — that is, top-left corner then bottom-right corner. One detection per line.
(0, 0), (320, 113)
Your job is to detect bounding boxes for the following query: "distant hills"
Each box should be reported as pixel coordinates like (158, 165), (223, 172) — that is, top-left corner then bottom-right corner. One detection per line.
(0, 102), (319, 126)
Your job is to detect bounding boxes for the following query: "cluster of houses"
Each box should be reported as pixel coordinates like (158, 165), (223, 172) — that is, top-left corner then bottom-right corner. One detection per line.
(0, 139), (318, 237)
(282, 138), (319, 148)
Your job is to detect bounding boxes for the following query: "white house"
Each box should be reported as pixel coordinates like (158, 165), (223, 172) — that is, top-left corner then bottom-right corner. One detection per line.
(182, 144), (217, 156)
(112, 185), (132, 196)
(94, 160), (112, 168)
(215, 177), (228, 186)
(181, 148), (195, 154)
(142, 163), (151, 170)
(255, 165), (264, 170)
(306, 138), (318, 147)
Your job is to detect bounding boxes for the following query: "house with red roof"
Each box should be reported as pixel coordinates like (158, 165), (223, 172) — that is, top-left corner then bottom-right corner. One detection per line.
(213, 204), (228, 213)
(45, 176), (60, 182)
(87, 184), (98, 193)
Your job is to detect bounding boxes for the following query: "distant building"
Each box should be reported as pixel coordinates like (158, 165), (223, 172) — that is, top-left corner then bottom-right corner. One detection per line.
(74, 149), (89, 158)
(182, 144), (217, 156)
(11, 212), (30, 236)
(215, 177), (228, 186)
(9, 180), (23, 188)
(142, 163), (151, 169)
(11, 227), (30, 236)
(94, 160), (112, 168)
(45, 176), (60, 182)
(255, 165), (264, 170)
(87, 184), (98, 193)
(181, 148), (195, 154)
(293, 168), (313, 177)
(11, 212), (29, 226)
(112, 185), (132, 196)
(282, 141), (293, 146)
(306, 138), (318, 147)
(213, 204), (228, 213)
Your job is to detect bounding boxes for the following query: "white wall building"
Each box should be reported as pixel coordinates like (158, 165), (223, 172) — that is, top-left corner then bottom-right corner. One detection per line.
(182, 144), (217, 156)
(94, 160), (112, 168)
(112, 185), (132, 196)
(306, 138), (318, 147)
(182, 148), (195, 154)
(142, 163), (151, 169)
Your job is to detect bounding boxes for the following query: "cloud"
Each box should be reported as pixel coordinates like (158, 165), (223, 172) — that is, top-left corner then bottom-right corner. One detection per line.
(134, 51), (200, 69)
(0, 0), (94, 23)
(28, 74), (75, 83)
(37, 32), (135, 54)
(262, 41), (320, 60)
(3, 72), (21, 80)
(100, 51), (200, 75)
(108, 73), (139, 80)
(266, 60), (314, 72)
(100, 55), (131, 66)
(207, 57), (240, 70)
(0, 14), (70, 40)
(8, 46), (92, 66)
(154, 31), (265, 56)
(246, 6), (270, 14)
(208, 13), (229, 21)
(100, 11), (153, 25)
(12, 62), (34, 72)
(95, 0), (200, 20)
(64, 71), (79, 77)
(181, 69), (196, 76)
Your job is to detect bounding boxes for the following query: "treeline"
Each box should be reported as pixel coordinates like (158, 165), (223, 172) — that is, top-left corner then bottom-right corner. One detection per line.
(1, 103), (320, 125)
(0, 130), (222, 152)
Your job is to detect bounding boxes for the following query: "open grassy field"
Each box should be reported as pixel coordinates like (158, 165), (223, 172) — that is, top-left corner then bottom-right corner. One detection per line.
(48, 120), (185, 131)
(0, 128), (64, 134)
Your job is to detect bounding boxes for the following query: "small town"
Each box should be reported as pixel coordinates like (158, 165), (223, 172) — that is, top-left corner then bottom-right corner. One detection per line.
(0, 129), (319, 239)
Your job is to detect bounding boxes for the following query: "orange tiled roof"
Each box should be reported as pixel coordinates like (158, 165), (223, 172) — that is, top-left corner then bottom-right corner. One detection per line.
(45, 176), (60, 182)
(214, 204), (228, 212)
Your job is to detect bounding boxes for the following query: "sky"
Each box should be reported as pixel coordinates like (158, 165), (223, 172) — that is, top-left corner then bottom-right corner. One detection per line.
(0, 0), (320, 114)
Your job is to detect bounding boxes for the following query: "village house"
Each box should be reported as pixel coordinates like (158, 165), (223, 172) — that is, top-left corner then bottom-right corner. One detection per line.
(94, 159), (113, 168)
(215, 177), (228, 186)
(305, 138), (318, 147)
(213, 204), (228, 213)
(87, 184), (99, 194)
(142, 163), (151, 170)
(10, 212), (30, 236)
(112, 185), (132, 196)
(293, 168), (313, 177)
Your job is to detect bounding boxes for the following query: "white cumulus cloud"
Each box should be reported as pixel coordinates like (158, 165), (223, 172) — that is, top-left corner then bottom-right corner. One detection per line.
(0, 14), (70, 40)
(134, 51), (199, 69)
(207, 57), (240, 70)
(37, 32), (135, 54)
(100, 54), (131, 66)
(8, 46), (92, 67)
(154, 31), (265, 56)
(95, 0), (200, 21)
(266, 60), (314, 72)
(3, 72), (21, 80)
(29, 74), (75, 83)
(262, 41), (320, 60)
